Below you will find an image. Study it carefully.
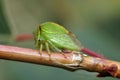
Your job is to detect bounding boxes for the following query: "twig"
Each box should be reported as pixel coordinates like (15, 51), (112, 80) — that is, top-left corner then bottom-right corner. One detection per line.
(0, 45), (80, 70)
(15, 34), (34, 41)
(81, 47), (106, 59)
(0, 45), (120, 78)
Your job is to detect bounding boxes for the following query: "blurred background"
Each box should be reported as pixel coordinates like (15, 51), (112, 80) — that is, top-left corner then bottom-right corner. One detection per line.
(0, 0), (120, 80)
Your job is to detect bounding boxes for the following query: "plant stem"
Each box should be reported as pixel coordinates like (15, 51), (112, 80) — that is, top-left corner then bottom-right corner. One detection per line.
(81, 47), (106, 59)
(0, 45), (120, 78)
(15, 34), (34, 41)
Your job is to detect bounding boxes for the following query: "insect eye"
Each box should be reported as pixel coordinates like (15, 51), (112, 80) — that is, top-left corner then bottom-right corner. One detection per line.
(38, 39), (41, 41)
(39, 26), (42, 31)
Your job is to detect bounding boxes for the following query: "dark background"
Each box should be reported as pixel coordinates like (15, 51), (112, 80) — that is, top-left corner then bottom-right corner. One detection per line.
(0, 0), (120, 80)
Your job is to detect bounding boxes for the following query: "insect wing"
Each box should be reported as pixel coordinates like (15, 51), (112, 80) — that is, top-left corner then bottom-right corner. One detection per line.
(68, 32), (83, 50)
(41, 22), (68, 34)
(43, 32), (80, 51)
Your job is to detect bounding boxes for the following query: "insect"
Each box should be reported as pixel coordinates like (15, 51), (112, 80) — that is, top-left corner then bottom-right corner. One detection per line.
(33, 22), (82, 54)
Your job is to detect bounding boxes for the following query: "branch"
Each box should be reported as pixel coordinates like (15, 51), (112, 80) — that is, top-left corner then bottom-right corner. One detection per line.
(15, 34), (34, 41)
(0, 45), (120, 78)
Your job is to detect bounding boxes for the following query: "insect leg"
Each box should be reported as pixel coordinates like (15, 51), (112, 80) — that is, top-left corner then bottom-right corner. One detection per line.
(48, 40), (67, 58)
(47, 40), (62, 52)
(39, 44), (43, 55)
(45, 42), (50, 54)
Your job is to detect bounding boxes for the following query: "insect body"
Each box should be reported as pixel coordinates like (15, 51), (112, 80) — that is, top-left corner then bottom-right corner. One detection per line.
(33, 22), (82, 54)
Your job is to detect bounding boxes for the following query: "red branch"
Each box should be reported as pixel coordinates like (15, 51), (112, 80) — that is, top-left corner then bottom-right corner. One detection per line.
(0, 45), (73, 66)
(0, 45), (120, 78)
(81, 47), (106, 59)
(15, 34), (34, 41)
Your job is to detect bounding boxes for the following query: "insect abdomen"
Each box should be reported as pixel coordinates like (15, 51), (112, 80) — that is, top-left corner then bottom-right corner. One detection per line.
(45, 33), (80, 51)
